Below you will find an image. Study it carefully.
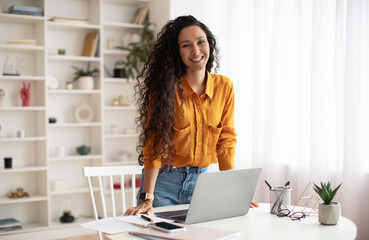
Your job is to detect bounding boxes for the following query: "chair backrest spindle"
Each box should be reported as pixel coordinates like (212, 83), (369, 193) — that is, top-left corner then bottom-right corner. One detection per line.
(83, 165), (143, 240)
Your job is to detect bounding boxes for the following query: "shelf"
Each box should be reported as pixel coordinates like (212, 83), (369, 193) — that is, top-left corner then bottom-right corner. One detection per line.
(0, 167), (47, 174)
(0, 44), (45, 52)
(0, 223), (48, 236)
(48, 55), (101, 62)
(0, 75), (45, 81)
(103, 49), (129, 55)
(0, 195), (47, 205)
(105, 106), (136, 111)
(0, 107), (46, 111)
(48, 122), (102, 128)
(104, 0), (150, 5)
(104, 77), (135, 83)
(0, 137), (47, 142)
(50, 216), (95, 229)
(0, 13), (44, 24)
(0, 0), (157, 237)
(48, 89), (102, 95)
(47, 22), (100, 31)
(105, 134), (138, 139)
(103, 22), (144, 30)
(49, 155), (103, 162)
(50, 187), (94, 196)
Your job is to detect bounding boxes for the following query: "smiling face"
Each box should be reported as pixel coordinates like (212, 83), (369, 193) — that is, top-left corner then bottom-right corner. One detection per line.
(178, 25), (210, 74)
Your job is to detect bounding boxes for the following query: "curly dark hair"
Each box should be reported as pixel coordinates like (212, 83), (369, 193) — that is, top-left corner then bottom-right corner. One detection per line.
(135, 15), (220, 166)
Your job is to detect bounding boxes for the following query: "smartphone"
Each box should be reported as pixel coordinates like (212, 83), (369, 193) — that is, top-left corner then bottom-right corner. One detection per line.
(149, 221), (186, 233)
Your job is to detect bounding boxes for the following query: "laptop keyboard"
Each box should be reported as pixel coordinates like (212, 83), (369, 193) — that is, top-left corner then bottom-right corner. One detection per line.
(170, 214), (187, 222)
(155, 209), (188, 221)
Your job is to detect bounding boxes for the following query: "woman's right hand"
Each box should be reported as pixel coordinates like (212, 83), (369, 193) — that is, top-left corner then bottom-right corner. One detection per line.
(124, 199), (154, 216)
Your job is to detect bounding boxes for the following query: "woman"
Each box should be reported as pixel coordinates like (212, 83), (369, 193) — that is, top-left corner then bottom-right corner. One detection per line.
(125, 15), (257, 216)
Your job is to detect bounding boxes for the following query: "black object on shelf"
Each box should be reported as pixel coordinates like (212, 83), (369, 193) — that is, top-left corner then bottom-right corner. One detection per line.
(113, 68), (126, 78)
(4, 157), (12, 169)
(3, 73), (20, 76)
(59, 211), (75, 223)
(48, 117), (57, 124)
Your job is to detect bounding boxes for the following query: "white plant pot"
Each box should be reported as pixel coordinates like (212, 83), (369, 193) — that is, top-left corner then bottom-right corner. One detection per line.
(319, 202), (341, 225)
(77, 76), (94, 90)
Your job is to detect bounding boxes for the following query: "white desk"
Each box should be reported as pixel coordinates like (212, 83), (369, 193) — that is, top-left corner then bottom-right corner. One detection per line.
(103, 203), (357, 240)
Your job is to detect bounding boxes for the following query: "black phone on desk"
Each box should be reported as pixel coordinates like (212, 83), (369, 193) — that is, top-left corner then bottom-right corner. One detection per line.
(149, 222), (186, 233)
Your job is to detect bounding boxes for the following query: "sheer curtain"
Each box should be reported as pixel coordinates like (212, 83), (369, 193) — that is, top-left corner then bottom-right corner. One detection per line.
(223, 0), (368, 239)
(169, 0), (368, 238)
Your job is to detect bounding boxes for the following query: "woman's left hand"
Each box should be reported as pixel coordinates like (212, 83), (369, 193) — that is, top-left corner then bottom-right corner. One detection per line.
(250, 200), (259, 208)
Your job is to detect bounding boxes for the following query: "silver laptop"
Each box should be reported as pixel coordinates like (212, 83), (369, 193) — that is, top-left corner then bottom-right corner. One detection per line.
(155, 168), (262, 224)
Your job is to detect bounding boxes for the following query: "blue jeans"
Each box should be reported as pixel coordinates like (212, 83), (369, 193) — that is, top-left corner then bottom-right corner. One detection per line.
(137, 165), (208, 207)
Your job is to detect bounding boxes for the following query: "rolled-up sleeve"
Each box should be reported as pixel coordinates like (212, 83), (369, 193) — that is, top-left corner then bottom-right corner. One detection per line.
(216, 83), (237, 170)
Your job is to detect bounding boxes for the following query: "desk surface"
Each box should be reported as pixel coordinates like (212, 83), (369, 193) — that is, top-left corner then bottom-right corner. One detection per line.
(103, 203), (357, 240)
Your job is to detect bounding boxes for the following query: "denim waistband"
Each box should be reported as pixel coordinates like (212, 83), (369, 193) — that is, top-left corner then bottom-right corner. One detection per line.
(161, 165), (207, 174)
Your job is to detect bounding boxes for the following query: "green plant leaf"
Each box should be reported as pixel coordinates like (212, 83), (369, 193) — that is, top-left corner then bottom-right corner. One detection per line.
(330, 183), (342, 203)
(313, 181), (341, 204)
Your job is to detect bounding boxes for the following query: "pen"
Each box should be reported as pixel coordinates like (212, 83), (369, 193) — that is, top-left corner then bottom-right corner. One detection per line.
(284, 181), (290, 188)
(141, 214), (154, 223)
(265, 180), (272, 189)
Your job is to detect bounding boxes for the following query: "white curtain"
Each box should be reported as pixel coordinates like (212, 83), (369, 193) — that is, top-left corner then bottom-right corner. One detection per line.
(223, 0), (369, 239)
(169, 0), (368, 238)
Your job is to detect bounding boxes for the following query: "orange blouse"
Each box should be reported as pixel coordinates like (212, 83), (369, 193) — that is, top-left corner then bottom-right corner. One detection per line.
(143, 72), (237, 170)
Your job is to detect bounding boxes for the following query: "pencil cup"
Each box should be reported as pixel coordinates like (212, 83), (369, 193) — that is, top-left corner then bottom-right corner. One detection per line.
(269, 187), (291, 214)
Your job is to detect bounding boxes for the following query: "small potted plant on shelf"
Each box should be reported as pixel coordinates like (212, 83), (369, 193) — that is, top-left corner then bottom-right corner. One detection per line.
(114, 23), (154, 80)
(313, 181), (342, 225)
(71, 62), (99, 90)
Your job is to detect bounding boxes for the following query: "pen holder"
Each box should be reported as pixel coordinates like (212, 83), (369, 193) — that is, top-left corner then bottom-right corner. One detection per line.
(269, 187), (291, 214)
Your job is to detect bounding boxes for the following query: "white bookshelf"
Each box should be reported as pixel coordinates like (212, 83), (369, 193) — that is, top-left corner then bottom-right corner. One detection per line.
(0, 0), (162, 237)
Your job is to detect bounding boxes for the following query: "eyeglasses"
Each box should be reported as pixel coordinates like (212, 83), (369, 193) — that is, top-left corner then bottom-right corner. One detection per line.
(277, 209), (306, 221)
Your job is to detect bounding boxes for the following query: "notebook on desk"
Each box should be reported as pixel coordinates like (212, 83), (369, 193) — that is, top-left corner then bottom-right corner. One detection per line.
(155, 168), (262, 224)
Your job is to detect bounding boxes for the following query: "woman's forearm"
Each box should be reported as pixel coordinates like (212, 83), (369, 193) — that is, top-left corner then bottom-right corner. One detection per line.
(142, 168), (159, 194)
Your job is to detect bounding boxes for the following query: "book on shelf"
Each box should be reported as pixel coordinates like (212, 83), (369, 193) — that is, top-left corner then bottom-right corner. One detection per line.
(132, 6), (149, 25)
(7, 39), (36, 46)
(0, 218), (22, 232)
(49, 17), (90, 25)
(130, 7), (141, 24)
(8, 5), (43, 13)
(82, 31), (99, 57)
(9, 10), (43, 16)
(8, 5), (44, 16)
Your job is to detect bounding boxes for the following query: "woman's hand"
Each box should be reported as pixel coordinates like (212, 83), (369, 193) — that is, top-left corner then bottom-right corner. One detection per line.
(250, 200), (259, 208)
(124, 199), (154, 216)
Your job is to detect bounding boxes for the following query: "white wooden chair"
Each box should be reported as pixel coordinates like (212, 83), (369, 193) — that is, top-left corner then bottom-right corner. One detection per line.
(83, 165), (143, 240)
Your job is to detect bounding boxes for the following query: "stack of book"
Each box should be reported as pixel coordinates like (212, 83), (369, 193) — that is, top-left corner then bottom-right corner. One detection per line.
(49, 17), (90, 25)
(7, 39), (36, 46)
(131, 6), (149, 25)
(0, 218), (22, 232)
(8, 5), (44, 16)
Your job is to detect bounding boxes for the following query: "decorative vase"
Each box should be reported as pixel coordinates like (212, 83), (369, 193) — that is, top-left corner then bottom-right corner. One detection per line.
(319, 202), (341, 225)
(59, 210), (75, 223)
(76, 145), (91, 155)
(77, 76), (94, 90)
(74, 101), (93, 122)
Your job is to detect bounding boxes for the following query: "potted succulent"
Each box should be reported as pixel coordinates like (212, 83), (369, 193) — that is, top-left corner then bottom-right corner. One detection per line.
(313, 182), (342, 225)
(71, 62), (99, 90)
(114, 23), (154, 80)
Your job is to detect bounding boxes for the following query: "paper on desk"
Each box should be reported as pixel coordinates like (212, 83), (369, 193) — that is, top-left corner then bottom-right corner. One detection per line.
(81, 217), (142, 235)
(116, 215), (173, 227)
